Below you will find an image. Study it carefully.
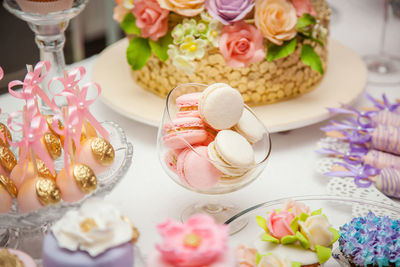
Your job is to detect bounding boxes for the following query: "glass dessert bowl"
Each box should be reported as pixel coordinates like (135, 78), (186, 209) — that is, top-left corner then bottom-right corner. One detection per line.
(157, 83), (271, 232)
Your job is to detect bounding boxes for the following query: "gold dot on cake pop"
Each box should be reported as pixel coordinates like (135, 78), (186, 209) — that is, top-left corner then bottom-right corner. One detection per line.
(90, 138), (115, 167)
(0, 175), (17, 198)
(0, 249), (24, 267)
(43, 132), (62, 160)
(0, 146), (17, 172)
(80, 218), (98, 232)
(73, 164), (97, 193)
(0, 123), (12, 147)
(35, 178), (61, 206)
(36, 159), (56, 181)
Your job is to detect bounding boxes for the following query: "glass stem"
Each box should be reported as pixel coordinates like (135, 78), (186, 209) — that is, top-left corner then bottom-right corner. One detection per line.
(379, 0), (390, 56)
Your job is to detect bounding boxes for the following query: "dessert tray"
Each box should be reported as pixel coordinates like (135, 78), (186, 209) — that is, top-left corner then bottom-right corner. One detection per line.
(92, 38), (367, 133)
(225, 195), (400, 267)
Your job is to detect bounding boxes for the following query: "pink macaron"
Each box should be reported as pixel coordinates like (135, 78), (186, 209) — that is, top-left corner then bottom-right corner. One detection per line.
(164, 149), (180, 174)
(176, 146), (222, 190)
(163, 117), (208, 150)
(176, 92), (202, 118)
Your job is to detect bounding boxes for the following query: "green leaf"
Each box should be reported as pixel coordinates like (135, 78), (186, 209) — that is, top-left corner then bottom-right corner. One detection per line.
(121, 13), (141, 35)
(297, 13), (317, 30)
(261, 233), (280, 244)
(292, 262), (302, 267)
(256, 216), (268, 232)
(299, 212), (309, 222)
(149, 32), (173, 62)
(266, 38), (297, 62)
(255, 253), (265, 265)
(329, 227), (340, 244)
(290, 217), (299, 232)
(301, 44), (324, 74)
(315, 245), (332, 264)
(296, 231), (310, 249)
(281, 235), (298, 245)
(126, 37), (151, 70)
(311, 208), (322, 216)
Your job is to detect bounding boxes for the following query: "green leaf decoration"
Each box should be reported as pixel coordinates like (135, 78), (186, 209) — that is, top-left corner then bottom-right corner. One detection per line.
(297, 13), (317, 30)
(262, 233), (280, 244)
(292, 262), (302, 267)
(121, 13), (141, 35)
(266, 38), (297, 62)
(329, 227), (340, 244)
(149, 32), (173, 62)
(281, 235), (298, 245)
(126, 37), (151, 70)
(255, 253), (265, 265)
(301, 44), (324, 74)
(315, 245), (332, 264)
(299, 212), (309, 222)
(256, 216), (268, 232)
(311, 208), (322, 216)
(296, 231), (310, 249)
(290, 217), (299, 232)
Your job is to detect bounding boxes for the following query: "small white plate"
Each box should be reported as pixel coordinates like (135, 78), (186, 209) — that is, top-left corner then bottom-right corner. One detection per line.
(92, 39), (367, 133)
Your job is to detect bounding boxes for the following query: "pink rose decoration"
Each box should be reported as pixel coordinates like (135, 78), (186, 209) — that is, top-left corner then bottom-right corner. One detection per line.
(219, 21), (266, 68)
(155, 214), (229, 267)
(132, 0), (169, 41)
(291, 0), (316, 17)
(236, 245), (257, 267)
(266, 209), (295, 240)
(283, 199), (310, 216)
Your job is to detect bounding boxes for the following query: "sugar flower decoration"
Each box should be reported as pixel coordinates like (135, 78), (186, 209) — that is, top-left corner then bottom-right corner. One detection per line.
(158, 0), (205, 17)
(255, 0), (297, 45)
(266, 209), (296, 240)
(205, 0), (254, 25)
(236, 245), (257, 267)
(155, 214), (228, 267)
(113, 0), (134, 23)
(258, 253), (292, 267)
(180, 36), (208, 60)
(132, 0), (169, 41)
(219, 21), (265, 68)
(168, 45), (197, 74)
(291, 0), (316, 17)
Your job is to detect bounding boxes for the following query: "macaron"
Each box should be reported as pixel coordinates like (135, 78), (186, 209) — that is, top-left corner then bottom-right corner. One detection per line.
(233, 109), (265, 144)
(176, 146), (222, 190)
(199, 83), (244, 130)
(176, 92), (202, 118)
(163, 117), (208, 149)
(164, 149), (179, 174)
(208, 130), (254, 177)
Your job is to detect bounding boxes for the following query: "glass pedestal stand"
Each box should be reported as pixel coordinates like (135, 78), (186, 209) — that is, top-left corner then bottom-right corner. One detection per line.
(3, 0), (89, 112)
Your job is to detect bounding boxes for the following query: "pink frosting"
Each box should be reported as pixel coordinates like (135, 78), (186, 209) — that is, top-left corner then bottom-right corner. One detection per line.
(132, 0), (169, 41)
(155, 214), (229, 267)
(291, 0), (316, 17)
(283, 199), (311, 216)
(266, 210), (295, 240)
(219, 22), (266, 68)
(236, 245), (257, 267)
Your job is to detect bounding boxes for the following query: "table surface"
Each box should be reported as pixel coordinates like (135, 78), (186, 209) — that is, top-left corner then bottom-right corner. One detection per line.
(2, 0), (400, 264)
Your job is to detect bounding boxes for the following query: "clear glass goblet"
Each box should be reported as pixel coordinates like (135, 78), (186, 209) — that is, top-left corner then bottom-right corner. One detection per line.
(3, 0), (89, 111)
(157, 83), (272, 234)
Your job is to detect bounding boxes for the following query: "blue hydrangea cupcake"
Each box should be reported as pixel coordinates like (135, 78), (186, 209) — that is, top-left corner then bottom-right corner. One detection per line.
(339, 212), (400, 267)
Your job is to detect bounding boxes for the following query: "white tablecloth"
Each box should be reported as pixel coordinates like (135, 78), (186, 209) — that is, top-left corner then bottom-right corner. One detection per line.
(1, 0), (400, 263)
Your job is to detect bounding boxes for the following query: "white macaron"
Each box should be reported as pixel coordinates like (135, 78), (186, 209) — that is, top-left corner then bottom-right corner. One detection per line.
(233, 109), (265, 144)
(207, 130), (254, 177)
(199, 83), (244, 130)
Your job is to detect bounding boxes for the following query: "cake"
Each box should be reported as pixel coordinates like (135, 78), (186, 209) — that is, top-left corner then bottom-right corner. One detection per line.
(239, 200), (339, 266)
(42, 198), (139, 267)
(114, 0), (330, 105)
(339, 211), (400, 267)
(0, 248), (36, 267)
(147, 214), (237, 267)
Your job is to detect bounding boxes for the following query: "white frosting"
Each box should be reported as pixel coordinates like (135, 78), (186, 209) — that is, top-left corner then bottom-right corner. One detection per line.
(52, 198), (133, 257)
(254, 234), (319, 265)
(258, 253), (292, 267)
(299, 215), (333, 250)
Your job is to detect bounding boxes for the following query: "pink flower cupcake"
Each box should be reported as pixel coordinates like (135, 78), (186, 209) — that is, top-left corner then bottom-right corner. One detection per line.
(147, 214), (237, 267)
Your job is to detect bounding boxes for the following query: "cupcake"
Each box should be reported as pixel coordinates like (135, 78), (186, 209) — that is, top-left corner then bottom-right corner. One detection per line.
(251, 200), (339, 266)
(147, 214), (237, 267)
(339, 211), (400, 267)
(42, 198), (139, 267)
(0, 248), (36, 267)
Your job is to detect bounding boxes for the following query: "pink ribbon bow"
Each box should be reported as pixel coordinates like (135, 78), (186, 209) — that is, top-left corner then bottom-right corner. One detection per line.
(7, 103), (55, 176)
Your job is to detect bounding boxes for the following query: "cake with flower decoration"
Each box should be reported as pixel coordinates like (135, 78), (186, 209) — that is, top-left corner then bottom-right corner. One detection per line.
(113, 0), (330, 105)
(339, 212), (400, 267)
(147, 214), (237, 267)
(236, 200), (339, 266)
(42, 198), (139, 267)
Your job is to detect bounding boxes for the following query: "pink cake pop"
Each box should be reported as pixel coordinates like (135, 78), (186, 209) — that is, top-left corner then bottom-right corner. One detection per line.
(0, 175), (17, 214)
(10, 159), (56, 189)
